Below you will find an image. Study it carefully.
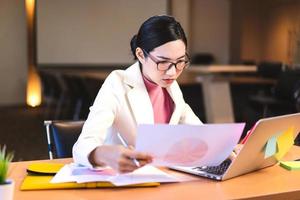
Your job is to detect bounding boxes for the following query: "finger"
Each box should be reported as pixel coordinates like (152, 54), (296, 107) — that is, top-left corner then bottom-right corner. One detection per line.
(124, 146), (152, 160)
(119, 166), (136, 174)
(125, 150), (152, 161)
(118, 159), (139, 173)
(122, 155), (151, 169)
(233, 144), (243, 155)
(129, 145), (135, 150)
(121, 149), (152, 168)
(118, 156), (139, 170)
(229, 151), (237, 161)
(137, 159), (152, 167)
(137, 155), (153, 164)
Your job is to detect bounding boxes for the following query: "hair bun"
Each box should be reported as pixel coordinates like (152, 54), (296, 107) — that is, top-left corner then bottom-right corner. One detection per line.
(130, 35), (138, 60)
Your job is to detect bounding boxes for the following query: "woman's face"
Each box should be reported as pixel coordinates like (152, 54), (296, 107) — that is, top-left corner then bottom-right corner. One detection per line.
(137, 40), (187, 88)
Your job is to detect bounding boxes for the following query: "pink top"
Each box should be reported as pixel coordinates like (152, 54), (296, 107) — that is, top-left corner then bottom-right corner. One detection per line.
(142, 75), (174, 123)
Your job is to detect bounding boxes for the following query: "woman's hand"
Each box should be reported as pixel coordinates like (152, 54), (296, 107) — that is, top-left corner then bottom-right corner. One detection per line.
(229, 144), (244, 161)
(89, 145), (153, 173)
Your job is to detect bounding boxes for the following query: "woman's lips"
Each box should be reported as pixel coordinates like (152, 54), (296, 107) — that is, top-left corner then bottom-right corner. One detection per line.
(163, 79), (175, 84)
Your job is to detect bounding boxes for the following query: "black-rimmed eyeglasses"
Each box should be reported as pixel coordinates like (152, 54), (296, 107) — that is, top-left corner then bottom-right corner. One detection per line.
(143, 49), (190, 71)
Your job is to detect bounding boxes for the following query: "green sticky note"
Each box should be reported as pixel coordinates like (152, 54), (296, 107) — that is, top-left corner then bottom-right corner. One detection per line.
(280, 161), (300, 170)
(264, 135), (278, 158)
(275, 127), (295, 160)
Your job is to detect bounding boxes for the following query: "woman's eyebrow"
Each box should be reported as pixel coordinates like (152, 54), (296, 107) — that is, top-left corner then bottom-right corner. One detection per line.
(156, 54), (186, 60)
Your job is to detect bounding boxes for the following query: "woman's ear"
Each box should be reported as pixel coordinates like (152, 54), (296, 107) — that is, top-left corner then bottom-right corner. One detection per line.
(136, 47), (146, 64)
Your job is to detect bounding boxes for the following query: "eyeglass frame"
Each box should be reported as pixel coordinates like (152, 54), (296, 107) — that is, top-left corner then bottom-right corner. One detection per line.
(142, 49), (190, 71)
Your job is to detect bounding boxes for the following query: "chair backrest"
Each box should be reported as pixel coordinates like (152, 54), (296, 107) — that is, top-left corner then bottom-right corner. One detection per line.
(61, 75), (92, 120)
(294, 80), (300, 112)
(44, 120), (84, 159)
(274, 70), (300, 101)
(39, 71), (63, 99)
(191, 53), (214, 65)
(242, 60), (256, 65)
(257, 61), (283, 78)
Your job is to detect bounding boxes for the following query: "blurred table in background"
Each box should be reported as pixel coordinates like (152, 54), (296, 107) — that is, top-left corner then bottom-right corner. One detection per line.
(40, 65), (277, 122)
(180, 65), (275, 123)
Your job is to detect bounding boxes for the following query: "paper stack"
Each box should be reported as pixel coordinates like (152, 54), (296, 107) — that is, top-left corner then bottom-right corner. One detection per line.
(51, 163), (179, 186)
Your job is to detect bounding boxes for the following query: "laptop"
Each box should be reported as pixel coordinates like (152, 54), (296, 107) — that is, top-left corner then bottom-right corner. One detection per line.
(170, 113), (300, 181)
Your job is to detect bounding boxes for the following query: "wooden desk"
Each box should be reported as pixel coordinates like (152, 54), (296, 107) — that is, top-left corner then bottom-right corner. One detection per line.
(9, 146), (300, 200)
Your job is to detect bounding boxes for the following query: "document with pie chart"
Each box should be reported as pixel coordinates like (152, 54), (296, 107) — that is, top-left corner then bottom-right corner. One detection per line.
(136, 123), (245, 167)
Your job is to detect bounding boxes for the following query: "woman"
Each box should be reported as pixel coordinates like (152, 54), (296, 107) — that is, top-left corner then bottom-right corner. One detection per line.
(73, 15), (202, 173)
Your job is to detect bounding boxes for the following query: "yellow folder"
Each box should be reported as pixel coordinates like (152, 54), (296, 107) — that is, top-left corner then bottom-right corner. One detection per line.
(20, 163), (159, 190)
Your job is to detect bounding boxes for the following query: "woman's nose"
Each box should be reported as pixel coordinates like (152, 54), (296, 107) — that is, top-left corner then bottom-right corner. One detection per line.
(165, 64), (176, 76)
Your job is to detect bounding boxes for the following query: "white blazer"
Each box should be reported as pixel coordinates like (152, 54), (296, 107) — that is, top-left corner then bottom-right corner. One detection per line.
(72, 62), (202, 167)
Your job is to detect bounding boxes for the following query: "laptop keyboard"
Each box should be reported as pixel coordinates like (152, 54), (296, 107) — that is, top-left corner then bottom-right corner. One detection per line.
(192, 159), (232, 175)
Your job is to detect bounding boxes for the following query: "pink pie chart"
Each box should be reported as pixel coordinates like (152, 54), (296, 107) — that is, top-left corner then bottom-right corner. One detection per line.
(164, 138), (208, 165)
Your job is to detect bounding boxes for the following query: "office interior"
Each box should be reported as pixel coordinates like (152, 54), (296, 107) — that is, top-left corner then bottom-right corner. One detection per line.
(1, 0), (300, 161)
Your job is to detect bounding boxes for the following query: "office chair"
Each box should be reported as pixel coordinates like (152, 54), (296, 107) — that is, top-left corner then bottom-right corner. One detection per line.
(39, 71), (65, 119)
(242, 60), (256, 65)
(191, 53), (215, 65)
(250, 70), (300, 117)
(257, 61), (283, 78)
(61, 75), (93, 120)
(44, 120), (84, 159)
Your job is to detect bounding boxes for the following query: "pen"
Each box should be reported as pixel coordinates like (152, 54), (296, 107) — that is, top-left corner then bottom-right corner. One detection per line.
(117, 133), (140, 167)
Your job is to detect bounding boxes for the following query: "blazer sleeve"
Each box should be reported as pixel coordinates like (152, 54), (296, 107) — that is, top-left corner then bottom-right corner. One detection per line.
(72, 72), (121, 168)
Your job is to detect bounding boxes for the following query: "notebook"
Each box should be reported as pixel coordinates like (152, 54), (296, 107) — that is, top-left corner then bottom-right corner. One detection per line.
(21, 162), (159, 190)
(170, 113), (300, 181)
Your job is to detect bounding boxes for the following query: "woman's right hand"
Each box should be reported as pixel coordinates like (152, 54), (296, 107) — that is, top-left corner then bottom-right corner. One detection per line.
(89, 145), (153, 173)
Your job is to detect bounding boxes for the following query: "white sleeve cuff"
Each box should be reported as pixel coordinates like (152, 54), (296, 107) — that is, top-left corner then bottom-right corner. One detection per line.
(72, 139), (101, 168)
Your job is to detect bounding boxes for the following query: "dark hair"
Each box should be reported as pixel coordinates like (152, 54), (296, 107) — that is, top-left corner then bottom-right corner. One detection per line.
(130, 15), (187, 60)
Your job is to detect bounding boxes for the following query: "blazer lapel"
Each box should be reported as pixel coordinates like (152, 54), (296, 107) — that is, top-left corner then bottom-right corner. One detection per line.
(124, 62), (154, 124)
(167, 82), (183, 124)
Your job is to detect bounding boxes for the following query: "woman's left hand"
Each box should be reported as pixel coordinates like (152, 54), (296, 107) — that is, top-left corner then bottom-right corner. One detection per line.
(229, 144), (244, 160)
